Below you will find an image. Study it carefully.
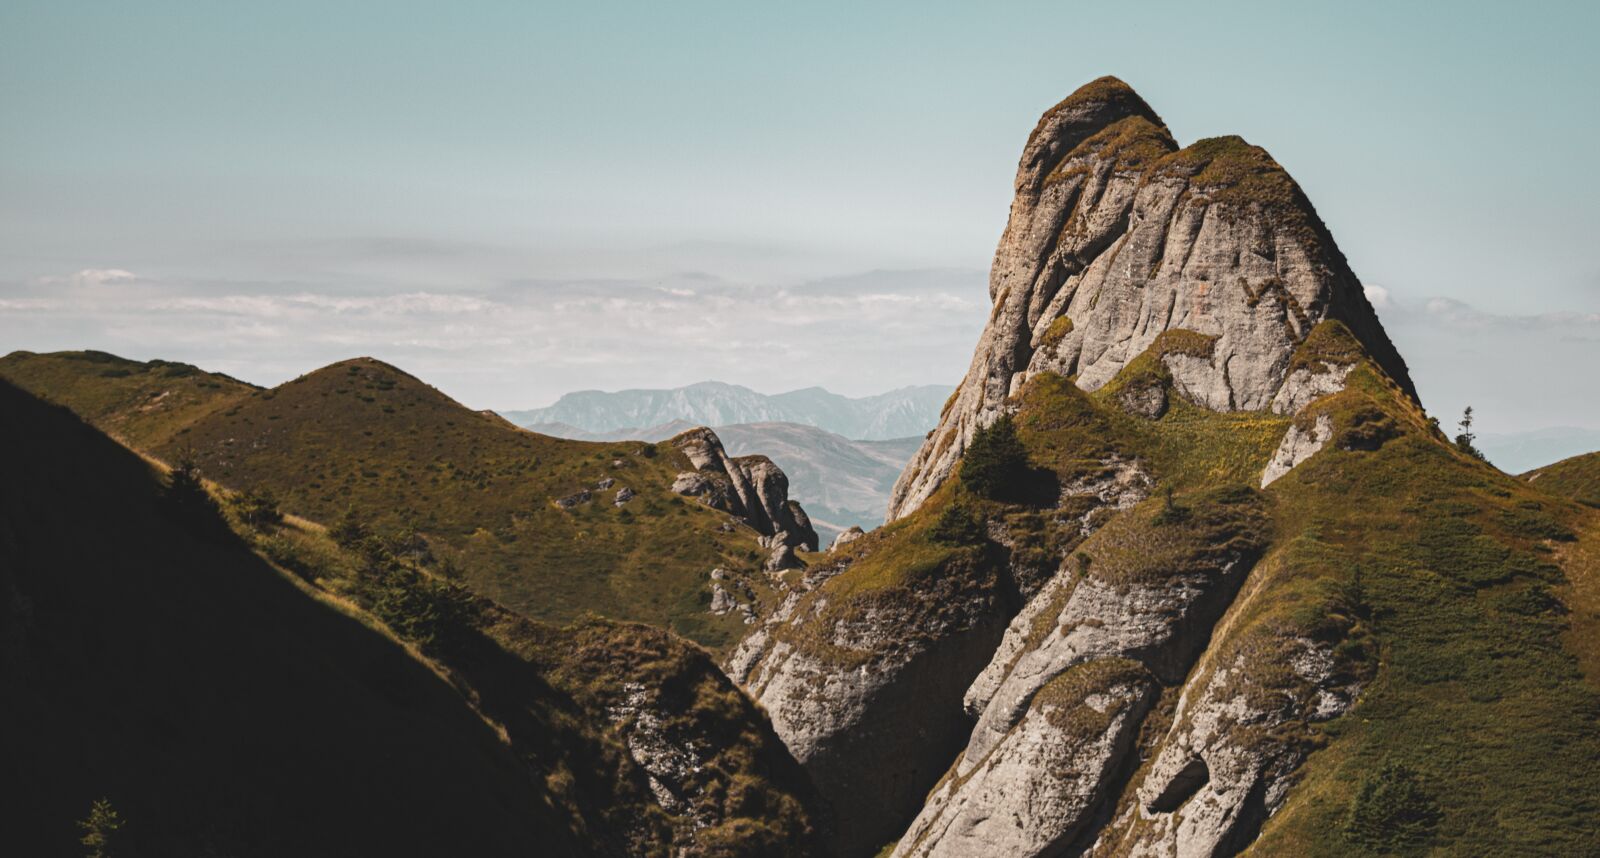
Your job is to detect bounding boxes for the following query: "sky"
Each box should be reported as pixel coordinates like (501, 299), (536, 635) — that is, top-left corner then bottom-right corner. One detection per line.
(1, 0), (1596, 434)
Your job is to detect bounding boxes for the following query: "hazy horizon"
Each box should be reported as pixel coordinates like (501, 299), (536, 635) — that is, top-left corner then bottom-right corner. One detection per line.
(3, 1), (1597, 434)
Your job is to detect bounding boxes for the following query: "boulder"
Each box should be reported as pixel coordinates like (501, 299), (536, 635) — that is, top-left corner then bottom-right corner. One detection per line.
(829, 526), (865, 551)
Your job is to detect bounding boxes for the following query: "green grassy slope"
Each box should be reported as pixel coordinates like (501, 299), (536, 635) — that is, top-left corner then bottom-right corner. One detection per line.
(1524, 451), (1600, 509)
(1236, 382), (1600, 855)
(0, 378), (823, 857)
(801, 322), (1600, 855)
(2, 352), (779, 650)
(0, 378), (576, 858)
(0, 349), (257, 448)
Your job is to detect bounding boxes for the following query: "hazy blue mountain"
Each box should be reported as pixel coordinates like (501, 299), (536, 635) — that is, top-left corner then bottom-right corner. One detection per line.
(503, 380), (951, 441)
(1478, 426), (1600, 474)
(519, 419), (924, 540)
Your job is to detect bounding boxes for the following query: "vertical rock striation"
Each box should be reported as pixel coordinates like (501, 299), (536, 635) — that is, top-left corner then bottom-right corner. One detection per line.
(887, 76), (1414, 522)
(733, 76), (1422, 858)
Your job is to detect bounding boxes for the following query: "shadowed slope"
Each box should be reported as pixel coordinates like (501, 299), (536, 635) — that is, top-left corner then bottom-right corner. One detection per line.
(0, 378), (575, 857)
(3, 353), (802, 651)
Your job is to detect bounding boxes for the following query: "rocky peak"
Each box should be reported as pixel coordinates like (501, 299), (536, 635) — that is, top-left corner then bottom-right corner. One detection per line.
(669, 427), (819, 565)
(888, 78), (1415, 520)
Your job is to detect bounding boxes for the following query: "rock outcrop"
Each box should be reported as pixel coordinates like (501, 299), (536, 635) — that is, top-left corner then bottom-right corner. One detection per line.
(669, 427), (819, 564)
(895, 489), (1269, 858)
(887, 76), (1415, 521)
(1260, 413), (1333, 487)
(730, 77), (1430, 858)
(830, 526), (865, 551)
(726, 541), (1014, 857)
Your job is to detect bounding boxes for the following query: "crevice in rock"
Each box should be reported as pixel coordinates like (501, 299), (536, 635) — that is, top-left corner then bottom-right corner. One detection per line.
(1214, 771), (1271, 858)
(1145, 756), (1209, 813)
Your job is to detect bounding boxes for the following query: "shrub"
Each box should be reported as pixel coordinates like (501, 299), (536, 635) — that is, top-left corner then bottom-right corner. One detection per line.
(1343, 761), (1440, 850)
(162, 453), (228, 537)
(329, 507), (370, 549)
(930, 502), (986, 546)
(370, 568), (478, 655)
(231, 486), (283, 531)
(960, 416), (1029, 500)
(163, 454), (213, 512)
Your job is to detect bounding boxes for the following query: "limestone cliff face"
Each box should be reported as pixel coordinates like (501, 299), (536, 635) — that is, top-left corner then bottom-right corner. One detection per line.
(888, 76), (1414, 521)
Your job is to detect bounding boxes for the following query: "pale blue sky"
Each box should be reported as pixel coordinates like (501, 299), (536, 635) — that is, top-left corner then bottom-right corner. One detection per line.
(2, 1), (1596, 434)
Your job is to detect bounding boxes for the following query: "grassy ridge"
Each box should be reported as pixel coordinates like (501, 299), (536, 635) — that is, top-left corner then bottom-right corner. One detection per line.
(0, 378), (822, 857)
(1244, 382), (1600, 855)
(0, 349), (256, 448)
(1525, 451), (1600, 509)
(1, 352), (776, 651)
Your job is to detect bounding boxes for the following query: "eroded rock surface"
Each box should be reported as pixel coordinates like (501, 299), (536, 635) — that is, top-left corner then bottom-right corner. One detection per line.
(670, 427), (819, 565)
(899, 491), (1269, 858)
(1092, 632), (1365, 858)
(727, 545), (1012, 857)
(888, 77), (1415, 522)
(1260, 413), (1333, 487)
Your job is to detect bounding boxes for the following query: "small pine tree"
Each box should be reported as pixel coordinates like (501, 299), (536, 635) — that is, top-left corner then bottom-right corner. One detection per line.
(1453, 406), (1485, 460)
(930, 502), (986, 546)
(232, 486), (283, 530)
(960, 415), (1029, 500)
(78, 798), (123, 858)
(370, 568), (476, 654)
(387, 522), (431, 565)
(329, 507), (370, 549)
(164, 453), (212, 511)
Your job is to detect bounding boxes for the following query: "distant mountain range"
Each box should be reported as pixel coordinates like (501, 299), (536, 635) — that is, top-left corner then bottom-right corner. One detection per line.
(502, 380), (953, 441)
(519, 418), (923, 540)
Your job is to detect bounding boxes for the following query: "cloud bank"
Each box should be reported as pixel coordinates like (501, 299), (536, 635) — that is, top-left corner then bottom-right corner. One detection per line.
(0, 266), (989, 409)
(2, 262), (1593, 436)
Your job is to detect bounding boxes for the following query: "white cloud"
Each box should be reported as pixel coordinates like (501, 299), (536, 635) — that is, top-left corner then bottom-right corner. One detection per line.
(0, 267), (989, 407)
(30, 268), (146, 289)
(1363, 283), (1391, 309)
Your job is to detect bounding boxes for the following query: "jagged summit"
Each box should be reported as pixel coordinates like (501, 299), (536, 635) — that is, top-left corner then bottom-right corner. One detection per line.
(888, 77), (1415, 520)
(1016, 77), (1170, 197)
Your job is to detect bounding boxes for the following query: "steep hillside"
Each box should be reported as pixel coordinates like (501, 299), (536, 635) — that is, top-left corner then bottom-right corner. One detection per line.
(1525, 451), (1600, 508)
(507, 380), (952, 441)
(729, 78), (1600, 858)
(154, 358), (812, 650)
(0, 378), (823, 857)
(0, 378), (573, 857)
(0, 349), (256, 448)
(2, 352), (815, 651)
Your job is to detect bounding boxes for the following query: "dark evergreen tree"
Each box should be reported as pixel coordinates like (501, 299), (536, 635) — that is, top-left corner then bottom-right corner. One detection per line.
(960, 415), (1029, 500)
(1453, 405), (1485, 460)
